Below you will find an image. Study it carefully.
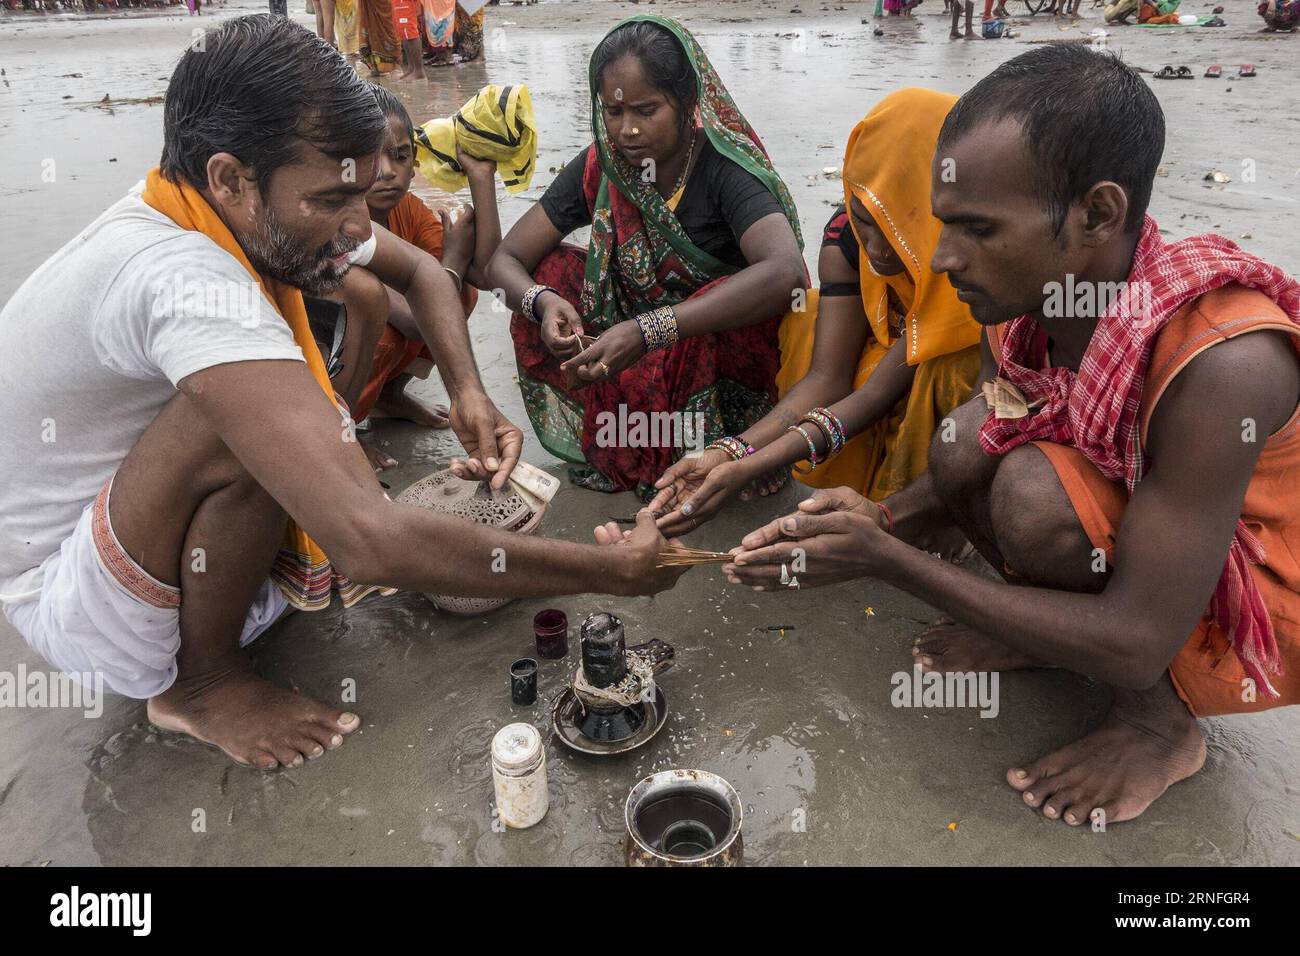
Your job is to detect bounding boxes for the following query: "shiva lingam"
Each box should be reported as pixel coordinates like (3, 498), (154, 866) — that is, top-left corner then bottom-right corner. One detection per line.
(550, 612), (675, 756)
(394, 469), (545, 615)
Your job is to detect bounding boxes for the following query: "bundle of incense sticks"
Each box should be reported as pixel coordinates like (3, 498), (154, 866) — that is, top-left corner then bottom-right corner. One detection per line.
(656, 545), (734, 568)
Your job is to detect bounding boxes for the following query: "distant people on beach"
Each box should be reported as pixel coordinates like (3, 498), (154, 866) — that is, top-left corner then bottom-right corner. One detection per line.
(1259, 0), (1299, 31)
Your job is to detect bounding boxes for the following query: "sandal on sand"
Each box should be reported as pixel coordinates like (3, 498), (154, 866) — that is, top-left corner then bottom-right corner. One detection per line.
(1201, 15), (1225, 26)
(1239, 63), (1257, 77)
(1153, 64), (1177, 79)
(1204, 63), (1221, 78)
(1175, 65), (1194, 79)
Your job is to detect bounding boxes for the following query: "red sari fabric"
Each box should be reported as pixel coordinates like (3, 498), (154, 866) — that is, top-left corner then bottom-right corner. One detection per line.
(510, 243), (780, 493)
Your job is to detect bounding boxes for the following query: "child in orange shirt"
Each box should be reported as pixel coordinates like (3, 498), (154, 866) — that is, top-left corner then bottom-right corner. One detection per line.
(360, 85), (502, 468)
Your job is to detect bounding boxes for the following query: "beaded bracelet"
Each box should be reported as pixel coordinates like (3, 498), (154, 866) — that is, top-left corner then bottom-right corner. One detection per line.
(706, 436), (756, 462)
(802, 407), (846, 458)
(521, 284), (560, 324)
(810, 407), (846, 451)
(634, 305), (680, 352)
(787, 423), (822, 467)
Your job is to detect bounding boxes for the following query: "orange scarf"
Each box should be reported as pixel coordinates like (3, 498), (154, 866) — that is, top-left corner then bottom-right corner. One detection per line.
(140, 168), (385, 610)
(841, 88), (981, 366)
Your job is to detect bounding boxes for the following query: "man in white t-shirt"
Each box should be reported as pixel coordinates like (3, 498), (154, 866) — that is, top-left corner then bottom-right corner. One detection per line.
(0, 15), (681, 771)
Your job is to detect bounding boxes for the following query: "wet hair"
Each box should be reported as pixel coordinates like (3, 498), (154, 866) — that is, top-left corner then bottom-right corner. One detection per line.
(160, 15), (387, 191)
(591, 21), (699, 128)
(372, 84), (415, 146)
(937, 45), (1164, 235)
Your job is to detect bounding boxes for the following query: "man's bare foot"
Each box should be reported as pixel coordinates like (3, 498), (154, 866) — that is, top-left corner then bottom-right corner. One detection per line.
(362, 441), (399, 471)
(738, 466), (790, 501)
(147, 664), (360, 770)
(912, 617), (1047, 673)
(371, 383), (450, 429)
(1007, 677), (1206, 826)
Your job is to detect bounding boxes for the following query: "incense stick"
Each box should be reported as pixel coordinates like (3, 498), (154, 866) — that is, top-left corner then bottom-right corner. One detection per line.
(656, 545), (735, 568)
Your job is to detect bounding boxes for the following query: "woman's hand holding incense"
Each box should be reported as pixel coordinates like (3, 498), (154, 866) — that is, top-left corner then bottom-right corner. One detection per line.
(649, 448), (746, 536)
(561, 320), (645, 384)
(538, 295), (585, 360)
(593, 508), (689, 595)
(724, 487), (890, 590)
(447, 391), (525, 491)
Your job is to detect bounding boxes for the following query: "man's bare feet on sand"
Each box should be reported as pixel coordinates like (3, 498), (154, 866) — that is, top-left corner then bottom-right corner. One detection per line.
(912, 617), (1047, 673)
(1007, 677), (1206, 825)
(362, 441), (399, 471)
(147, 664), (360, 770)
(371, 382), (450, 429)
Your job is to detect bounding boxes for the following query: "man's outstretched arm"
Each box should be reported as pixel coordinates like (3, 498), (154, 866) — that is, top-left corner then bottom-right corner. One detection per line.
(177, 358), (681, 598)
(729, 330), (1299, 688)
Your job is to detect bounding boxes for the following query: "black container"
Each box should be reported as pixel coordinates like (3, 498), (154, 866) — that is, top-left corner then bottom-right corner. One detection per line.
(510, 658), (538, 706)
(579, 612), (627, 689)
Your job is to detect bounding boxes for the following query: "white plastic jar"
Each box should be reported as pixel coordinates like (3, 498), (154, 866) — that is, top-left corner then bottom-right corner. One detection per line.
(491, 723), (549, 829)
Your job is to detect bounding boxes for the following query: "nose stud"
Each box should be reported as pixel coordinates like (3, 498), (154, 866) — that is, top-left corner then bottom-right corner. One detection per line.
(631, 127), (640, 135)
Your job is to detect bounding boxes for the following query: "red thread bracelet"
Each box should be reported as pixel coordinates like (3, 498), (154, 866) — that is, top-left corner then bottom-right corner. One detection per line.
(876, 501), (894, 535)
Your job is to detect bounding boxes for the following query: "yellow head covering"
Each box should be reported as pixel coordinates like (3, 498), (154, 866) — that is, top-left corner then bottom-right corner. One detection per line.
(842, 87), (980, 366)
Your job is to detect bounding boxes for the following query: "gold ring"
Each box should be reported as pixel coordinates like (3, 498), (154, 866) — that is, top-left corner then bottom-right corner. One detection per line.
(596, 360), (611, 377)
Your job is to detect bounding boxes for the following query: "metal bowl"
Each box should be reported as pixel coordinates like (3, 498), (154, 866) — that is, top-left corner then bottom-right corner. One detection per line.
(623, 769), (744, 867)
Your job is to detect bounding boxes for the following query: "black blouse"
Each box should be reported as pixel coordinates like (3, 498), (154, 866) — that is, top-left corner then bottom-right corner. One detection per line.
(539, 140), (785, 270)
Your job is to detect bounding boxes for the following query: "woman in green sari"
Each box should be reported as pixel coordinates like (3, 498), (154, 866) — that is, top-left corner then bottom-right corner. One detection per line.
(488, 15), (806, 499)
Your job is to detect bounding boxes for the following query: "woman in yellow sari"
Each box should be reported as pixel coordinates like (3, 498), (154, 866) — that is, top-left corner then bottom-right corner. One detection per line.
(651, 88), (983, 551)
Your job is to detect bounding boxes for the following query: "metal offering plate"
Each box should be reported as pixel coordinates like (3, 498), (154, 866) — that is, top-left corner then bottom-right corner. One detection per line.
(550, 686), (669, 757)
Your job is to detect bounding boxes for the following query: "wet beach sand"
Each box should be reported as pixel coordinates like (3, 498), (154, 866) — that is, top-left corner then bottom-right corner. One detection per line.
(1, 0), (1297, 866)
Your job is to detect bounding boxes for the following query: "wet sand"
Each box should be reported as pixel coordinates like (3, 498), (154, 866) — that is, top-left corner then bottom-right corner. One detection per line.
(1, 0), (1297, 866)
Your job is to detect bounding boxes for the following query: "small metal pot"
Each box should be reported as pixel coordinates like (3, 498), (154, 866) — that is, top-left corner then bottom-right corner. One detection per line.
(624, 769), (743, 867)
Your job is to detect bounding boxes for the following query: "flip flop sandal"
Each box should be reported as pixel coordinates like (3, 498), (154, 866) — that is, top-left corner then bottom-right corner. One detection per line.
(1239, 64), (1257, 77)
(1175, 65), (1195, 79)
(1204, 63), (1222, 77)
(1153, 65), (1177, 79)
(1201, 15), (1225, 25)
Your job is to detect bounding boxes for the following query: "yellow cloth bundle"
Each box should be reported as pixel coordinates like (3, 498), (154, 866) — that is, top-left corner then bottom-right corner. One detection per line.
(414, 84), (538, 195)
